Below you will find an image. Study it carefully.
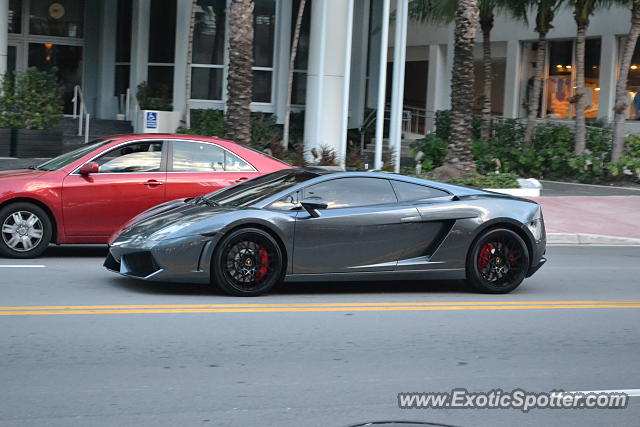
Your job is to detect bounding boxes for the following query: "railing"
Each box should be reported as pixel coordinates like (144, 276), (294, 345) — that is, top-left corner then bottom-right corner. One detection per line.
(72, 85), (90, 144)
(118, 88), (133, 121)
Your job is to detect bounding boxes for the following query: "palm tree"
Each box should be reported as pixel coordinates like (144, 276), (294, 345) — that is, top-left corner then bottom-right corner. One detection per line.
(410, 0), (526, 141)
(612, 0), (640, 163)
(524, 0), (564, 144)
(569, 0), (610, 155)
(224, 0), (254, 145)
(282, 0), (307, 150)
(447, 0), (480, 173)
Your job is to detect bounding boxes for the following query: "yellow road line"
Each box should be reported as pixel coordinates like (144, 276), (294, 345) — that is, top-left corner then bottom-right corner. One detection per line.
(1, 300), (639, 311)
(1, 303), (640, 316)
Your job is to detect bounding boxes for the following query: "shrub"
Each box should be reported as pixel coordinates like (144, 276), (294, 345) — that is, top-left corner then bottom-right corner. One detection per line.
(177, 109), (224, 137)
(136, 81), (172, 111)
(447, 173), (520, 189)
(409, 134), (448, 172)
(0, 68), (63, 131)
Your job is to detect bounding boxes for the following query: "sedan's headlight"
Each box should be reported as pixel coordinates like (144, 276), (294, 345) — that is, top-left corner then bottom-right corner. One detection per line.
(526, 207), (544, 241)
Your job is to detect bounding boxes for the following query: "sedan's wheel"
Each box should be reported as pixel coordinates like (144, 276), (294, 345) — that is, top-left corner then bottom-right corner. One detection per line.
(466, 228), (530, 294)
(212, 228), (283, 296)
(0, 202), (52, 259)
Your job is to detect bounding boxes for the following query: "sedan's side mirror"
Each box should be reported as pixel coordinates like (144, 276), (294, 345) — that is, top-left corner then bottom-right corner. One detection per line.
(300, 197), (328, 218)
(79, 161), (99, 175)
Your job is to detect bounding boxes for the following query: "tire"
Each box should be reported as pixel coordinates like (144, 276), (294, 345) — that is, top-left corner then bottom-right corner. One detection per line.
(0, 202), (53, 259)
(466, 228), (530, 294)
(212, 227), (284, 296)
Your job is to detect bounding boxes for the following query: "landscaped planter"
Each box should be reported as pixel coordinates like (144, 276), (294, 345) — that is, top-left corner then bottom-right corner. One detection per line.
(0, 129), (12, 157)
(13, 130), (63, 158)
(483, 178), (542, 198)
(137, 110), (181, 134)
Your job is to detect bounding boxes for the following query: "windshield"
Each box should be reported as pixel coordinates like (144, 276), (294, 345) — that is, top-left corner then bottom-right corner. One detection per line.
(35, 139), (112, 171)
(208, 169), (319, 208)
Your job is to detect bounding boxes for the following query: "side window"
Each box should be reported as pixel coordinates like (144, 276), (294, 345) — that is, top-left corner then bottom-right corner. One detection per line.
(171, 141), (255, 172)
(225, 151), (255, 172)
(392, 181), (450, 202)
(93, 141), (163, 173)
(268, 191), (299, 211)
(172, 141), (225, 172)
(304, 178), (397, 209)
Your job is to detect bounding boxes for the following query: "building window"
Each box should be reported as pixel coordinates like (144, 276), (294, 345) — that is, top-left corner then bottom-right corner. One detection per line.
(252, 0), (276, 103)
(29, 0), (85, 38)
(291, 0), (311, 105)
(115, 0), (133, 97)
(622, 37), (640, 120)
(544, 39), (600, 119)
(8, 0), (21, 34)
(191, 0), (226, 100)
(147, 0), (176, 103)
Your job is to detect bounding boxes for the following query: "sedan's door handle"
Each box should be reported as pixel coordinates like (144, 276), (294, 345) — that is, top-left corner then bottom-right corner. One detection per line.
(143, 179), (164, 187)
(235, 177), (248, 183)
(400, 216), (422, 223)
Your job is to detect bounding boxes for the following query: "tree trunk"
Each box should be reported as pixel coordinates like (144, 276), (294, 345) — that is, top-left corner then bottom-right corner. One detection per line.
(225, 0), (254, 145)
(445, 0), (479, 174)
(282, 0), (307, 150)
(480, 17), (493, 141)
(184, 0), (198, 129)
(524, 32), (547, 144)
(612, 1), (640, 163)
(574, 23), (587, 155)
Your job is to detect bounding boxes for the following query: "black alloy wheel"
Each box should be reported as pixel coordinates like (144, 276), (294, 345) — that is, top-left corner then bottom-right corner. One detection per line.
(466, 228), (530, 294)
(212, 228), (283, 296)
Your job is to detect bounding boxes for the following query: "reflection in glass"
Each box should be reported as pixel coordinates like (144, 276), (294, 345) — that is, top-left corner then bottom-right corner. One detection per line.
(253, 0), (276, 68)
(9, 0), (22, 33)
(95, 142), (163, 173)
(29, 0), (85, 38)
(252, 70), (272, 103)
(193, 0), (226, 65)
(191, 68), (224, 100)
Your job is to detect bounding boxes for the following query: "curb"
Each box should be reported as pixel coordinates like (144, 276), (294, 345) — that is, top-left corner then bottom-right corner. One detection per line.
(547, 233), (640, 245)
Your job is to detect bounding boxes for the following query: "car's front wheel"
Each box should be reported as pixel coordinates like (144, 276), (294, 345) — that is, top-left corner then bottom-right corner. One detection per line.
(212, 228), (284, 296)
(0, 202), (52, 258)
(466, 228), (530, 294)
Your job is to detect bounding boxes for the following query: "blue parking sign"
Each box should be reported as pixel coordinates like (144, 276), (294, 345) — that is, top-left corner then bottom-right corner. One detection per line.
(146, 112), (158, 129)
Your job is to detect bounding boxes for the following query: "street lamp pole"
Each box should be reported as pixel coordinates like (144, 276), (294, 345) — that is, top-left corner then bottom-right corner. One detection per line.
(0, 0), (9, 79)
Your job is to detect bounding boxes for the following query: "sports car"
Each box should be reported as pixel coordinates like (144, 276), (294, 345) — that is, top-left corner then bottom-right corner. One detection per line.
(105, 168), (546, 296)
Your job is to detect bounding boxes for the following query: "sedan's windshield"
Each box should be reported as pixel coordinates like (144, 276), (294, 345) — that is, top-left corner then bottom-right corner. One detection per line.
(208, 169), (320, 208)
(35, 139), (112, 171)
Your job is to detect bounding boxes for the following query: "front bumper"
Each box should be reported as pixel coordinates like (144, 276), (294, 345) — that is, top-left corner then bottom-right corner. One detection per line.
(104, 234), (221, 284)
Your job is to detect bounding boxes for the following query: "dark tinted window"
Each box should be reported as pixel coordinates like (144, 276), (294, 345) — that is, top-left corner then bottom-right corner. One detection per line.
(304, 178), (397, 209)
(392, 181), (450, 202)
(209, 170), (319, 207)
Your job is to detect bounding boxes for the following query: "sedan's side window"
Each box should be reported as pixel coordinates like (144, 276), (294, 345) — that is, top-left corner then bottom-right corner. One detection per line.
(172, 141), (225, 172)
(171, 141), (255, 172)
(93, 141), (163, 173)
(304, 178), (397, 209)
(392, 181), (450, 202)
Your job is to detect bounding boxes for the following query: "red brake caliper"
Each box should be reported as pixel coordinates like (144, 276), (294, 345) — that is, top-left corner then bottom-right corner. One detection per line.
(478, 243), (493, 270)
(255, 248), (269, 282)
(508, 252), (517, 267)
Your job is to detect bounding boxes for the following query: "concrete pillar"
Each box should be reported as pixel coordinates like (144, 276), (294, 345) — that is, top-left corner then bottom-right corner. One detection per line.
(303, 0), (353, 162)
(130, 0), (150, 95)
(0, 0), (8, 77)
(503, 40), (522, 119)
(274, 0), (292, 124)
(347, 0), (371, 129)
(173, 0), (192, 119)
(389, 0), (408, 173)
(425, 44), (447, 132)
(598, 35), (618, 122)
(443, 22), (454, 108)
(97, 0), (118, 118)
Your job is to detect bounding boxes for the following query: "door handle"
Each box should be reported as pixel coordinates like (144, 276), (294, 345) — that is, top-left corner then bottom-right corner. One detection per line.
(235, 177), (248, 183)
(400, 216), (422, 223)
(143, 179), (164, 187)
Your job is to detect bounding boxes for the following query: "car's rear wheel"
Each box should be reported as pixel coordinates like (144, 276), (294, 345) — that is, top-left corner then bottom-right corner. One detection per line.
(212, 228), (283, 296)
(466, 228), (529, 294)
(0, 202), (52, 259)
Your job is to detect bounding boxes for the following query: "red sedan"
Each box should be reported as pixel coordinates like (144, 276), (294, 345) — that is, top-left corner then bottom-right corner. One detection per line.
(0, 134), (289, 258)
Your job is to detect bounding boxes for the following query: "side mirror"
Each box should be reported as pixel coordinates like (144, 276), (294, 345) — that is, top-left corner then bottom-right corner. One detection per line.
(300, 197), (328, 218)
(78, 161), (99, 175)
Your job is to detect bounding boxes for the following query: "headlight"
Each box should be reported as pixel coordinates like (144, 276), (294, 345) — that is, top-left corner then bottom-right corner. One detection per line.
(526, 207), (544, 241)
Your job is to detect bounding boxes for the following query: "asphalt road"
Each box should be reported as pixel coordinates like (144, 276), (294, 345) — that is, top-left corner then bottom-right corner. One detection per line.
(1, 245), (639, 427)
